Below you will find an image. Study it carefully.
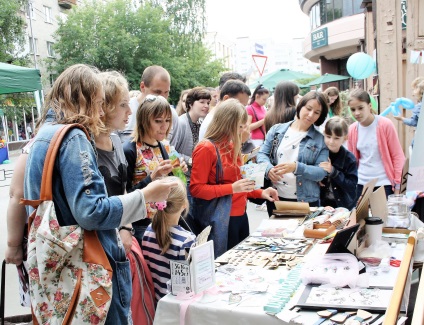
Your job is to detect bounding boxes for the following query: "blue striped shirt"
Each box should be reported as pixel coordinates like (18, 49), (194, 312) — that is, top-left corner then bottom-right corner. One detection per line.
(142, 225), (195, 300)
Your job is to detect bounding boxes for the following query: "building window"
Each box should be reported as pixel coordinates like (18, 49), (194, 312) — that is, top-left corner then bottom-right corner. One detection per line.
(29, 37), (38, 55)
(47, 41), (55, 57)
(26, 4), (35, 19)
(310, 0), (363, 29)
(44, 6), (53, 23)
(49, 74), (57, 87)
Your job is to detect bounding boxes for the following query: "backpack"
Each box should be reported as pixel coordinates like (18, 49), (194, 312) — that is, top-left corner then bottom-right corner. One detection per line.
(128, 237), (156, 325)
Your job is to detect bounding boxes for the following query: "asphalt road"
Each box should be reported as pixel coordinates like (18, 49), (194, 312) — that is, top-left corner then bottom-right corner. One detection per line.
(0, 151), (269, 317)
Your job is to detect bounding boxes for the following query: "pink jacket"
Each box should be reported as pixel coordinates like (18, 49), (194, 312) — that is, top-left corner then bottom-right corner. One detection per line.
(348, 116), (405, 189)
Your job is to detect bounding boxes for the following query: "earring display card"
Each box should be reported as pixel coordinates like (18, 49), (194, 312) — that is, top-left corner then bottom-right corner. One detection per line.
(296, 285), (398, 312)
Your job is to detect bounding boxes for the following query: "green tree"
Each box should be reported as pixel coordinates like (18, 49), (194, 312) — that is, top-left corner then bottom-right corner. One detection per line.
(0, 92), (35, 125)
(50, 0), (223, 103)
(0, 0), (29, 65)
(155, 0), (206, 56)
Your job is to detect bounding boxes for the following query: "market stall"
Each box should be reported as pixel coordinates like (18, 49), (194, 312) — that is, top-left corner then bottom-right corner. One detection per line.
(154, 201), (419, 325)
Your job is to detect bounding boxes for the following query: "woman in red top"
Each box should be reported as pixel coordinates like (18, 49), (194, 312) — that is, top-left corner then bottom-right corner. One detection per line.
(246, 84), (270, 147)
(190, 98), (278, 250)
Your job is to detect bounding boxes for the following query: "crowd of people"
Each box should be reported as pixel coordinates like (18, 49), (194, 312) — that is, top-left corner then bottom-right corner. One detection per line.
(5, 62), (420, 324)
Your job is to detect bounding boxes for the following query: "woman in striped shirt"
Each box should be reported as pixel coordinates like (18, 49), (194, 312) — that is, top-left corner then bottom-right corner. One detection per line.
(142, 176), (196, 300)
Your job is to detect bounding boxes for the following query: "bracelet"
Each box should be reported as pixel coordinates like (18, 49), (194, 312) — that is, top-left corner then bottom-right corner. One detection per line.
(119, 226), (135, 236)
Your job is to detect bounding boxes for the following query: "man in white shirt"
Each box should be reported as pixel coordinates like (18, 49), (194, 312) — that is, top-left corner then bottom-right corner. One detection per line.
(199, 72), (247, 141)
(120, 65), (179, 142)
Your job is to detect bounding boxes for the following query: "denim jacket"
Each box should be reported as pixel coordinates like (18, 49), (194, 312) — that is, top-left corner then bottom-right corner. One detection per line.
(257, 122), (328, 203)
(320, 146), (358, 210)
(24, 115), (146, 323)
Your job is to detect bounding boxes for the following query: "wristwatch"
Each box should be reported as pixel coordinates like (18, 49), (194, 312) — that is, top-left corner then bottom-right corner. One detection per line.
(119, 226), (135, 236)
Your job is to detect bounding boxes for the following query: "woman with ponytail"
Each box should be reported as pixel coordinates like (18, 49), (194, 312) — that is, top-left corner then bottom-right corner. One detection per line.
(142, 176), (196, 301)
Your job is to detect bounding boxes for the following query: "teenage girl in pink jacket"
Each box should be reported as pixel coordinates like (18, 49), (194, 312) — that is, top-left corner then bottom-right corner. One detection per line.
(347, 89), (405, 200)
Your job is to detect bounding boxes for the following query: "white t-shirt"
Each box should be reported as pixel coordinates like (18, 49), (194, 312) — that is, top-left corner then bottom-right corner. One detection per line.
(275, 127), (307, 199)
(357, 118), (391, 186)
(199, 111), (214, 141)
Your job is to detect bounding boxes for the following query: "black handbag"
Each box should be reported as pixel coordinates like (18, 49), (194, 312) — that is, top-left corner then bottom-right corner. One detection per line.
(188, 142), (232, 258)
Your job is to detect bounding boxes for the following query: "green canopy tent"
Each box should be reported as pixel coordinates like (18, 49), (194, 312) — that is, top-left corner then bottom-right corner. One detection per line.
(302, 73), (350, 87)
(249, 69), (317, 91)
(0, 62), (43, 147)
(0, 62), (42, 94)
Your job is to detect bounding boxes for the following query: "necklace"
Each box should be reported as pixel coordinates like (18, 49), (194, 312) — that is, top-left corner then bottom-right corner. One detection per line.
(142, 140), (159, 148)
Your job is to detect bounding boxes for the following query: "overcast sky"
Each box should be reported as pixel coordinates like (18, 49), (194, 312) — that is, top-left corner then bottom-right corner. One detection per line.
(205, 0), (310, 42)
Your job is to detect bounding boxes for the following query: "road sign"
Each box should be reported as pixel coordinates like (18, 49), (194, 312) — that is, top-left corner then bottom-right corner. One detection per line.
(252, 55), (268, 77)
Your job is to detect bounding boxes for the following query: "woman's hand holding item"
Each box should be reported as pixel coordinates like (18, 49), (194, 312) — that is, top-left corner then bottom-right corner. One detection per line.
(232, 179), (256, 193)
(319, 158), (333, 174)
(180, 160), (188, 173)
(142, 178), (179, 202)
(274, 162), (297, 175)
(261, 187), (279, 202)
(151, 159), (173, 180)
(268, 167), (282, 182)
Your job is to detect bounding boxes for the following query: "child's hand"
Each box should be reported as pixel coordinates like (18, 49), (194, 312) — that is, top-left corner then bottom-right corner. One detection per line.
(394, 116), (403, 122)
(319, 158), (333, 174)
(151, 160), (173, 180)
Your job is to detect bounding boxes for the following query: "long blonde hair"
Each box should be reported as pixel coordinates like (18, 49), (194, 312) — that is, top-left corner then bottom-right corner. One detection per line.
(151, 177), (188, 254)
(37, 64), (103, 135)
(99, 71), (129, 132)
(204, 98), (248, 164)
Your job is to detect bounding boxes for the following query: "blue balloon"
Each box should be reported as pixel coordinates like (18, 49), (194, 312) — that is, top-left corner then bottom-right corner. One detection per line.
(398, 97), (415, 109)
(380, 97), (415, 116)
(347, 52), (375, 79)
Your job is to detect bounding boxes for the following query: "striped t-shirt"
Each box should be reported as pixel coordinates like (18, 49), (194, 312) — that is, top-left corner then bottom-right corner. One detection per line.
(142, 225), (196, 300)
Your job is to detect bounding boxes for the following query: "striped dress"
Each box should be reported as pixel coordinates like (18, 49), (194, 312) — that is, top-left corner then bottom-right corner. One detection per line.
(142, 225), (196, 300)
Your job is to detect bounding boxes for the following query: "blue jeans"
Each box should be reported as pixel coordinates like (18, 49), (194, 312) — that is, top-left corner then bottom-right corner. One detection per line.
(227, 212), (249, 250)
(356, 184), (393, 202)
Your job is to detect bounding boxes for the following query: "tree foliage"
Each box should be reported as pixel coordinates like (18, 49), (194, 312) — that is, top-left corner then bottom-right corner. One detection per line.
(155, 0), (206, 56)
(0, 0), (29, 65)
(50, 0), (223, 103)
(0, 92), (35, 122)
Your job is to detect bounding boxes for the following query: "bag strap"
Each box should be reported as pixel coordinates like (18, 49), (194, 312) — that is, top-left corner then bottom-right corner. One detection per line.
(250, 105), (266, 137)
(208, 141), (224, 185)
(269, 132), (280, 164)
(41, 124), (89, 201)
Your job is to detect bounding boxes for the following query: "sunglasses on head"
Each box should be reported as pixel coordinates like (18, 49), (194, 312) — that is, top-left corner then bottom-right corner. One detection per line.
(143, 94), (168, 105)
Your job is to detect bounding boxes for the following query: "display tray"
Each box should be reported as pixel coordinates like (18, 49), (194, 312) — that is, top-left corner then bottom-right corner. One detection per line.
(295, 284), (405, 313)
(272, 210), (308, 217)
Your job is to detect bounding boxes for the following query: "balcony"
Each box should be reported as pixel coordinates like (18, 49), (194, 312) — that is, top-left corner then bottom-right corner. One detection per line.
(58, 0), (77, 9)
